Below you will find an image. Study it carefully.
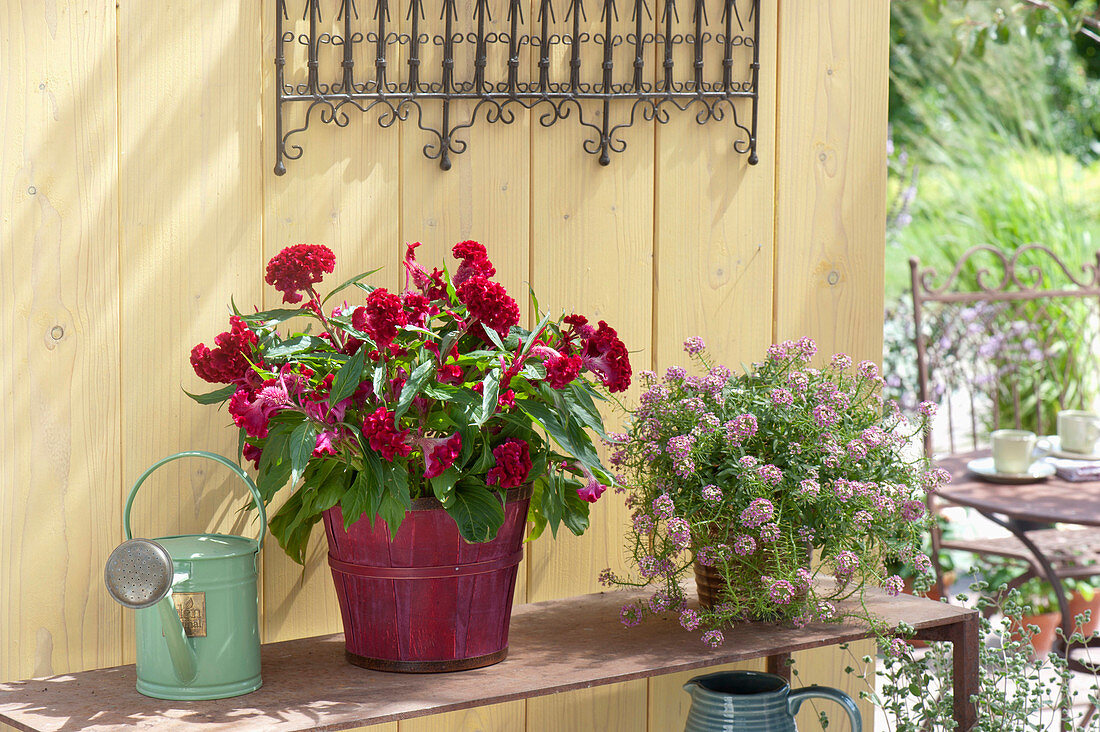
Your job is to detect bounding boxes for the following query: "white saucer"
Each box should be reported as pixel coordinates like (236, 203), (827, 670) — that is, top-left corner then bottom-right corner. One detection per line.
(967, 457), (1056, 484)
(1038, 435), (1100, 461)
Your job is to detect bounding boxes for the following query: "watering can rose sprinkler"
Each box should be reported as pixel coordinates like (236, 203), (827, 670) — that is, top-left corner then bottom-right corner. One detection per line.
(104, 451), (265, 701)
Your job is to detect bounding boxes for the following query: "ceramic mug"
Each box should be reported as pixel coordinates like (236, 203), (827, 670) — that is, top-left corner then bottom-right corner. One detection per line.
(1058, 410), (1100, 454)
(991, 429), (1038, 475)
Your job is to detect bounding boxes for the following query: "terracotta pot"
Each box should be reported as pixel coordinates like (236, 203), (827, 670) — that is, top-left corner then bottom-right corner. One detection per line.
(1068, 590), (1100, 638)
(1010, 611), (1061, 658)
(322, 484), (531, 673)
(693, 562), (726, 609)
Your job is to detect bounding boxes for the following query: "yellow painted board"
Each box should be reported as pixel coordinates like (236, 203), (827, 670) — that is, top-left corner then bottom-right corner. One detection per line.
(525, 11), (656, 726)
(792, 645), (874, 731)
(528, 679), (647, 732)
(773, 1), (891, 728)
(259, 0), (403, 645)
(0, 0), (122, 682)
(399, 700), (525, 732)
(773, 0), (889, 362)
(647, 659), (767, 730)
(117, 0), (265, 660)
(526, 39), (655, 610)
(653, 0), (778, 371)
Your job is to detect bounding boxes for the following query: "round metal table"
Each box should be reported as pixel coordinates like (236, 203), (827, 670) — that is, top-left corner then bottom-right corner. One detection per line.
(936, 452), (1100, 670)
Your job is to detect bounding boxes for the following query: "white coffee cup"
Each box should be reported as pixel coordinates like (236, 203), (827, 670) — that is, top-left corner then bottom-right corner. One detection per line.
(991, 429), (1039, 475)
(1058, 410), (1100, 454)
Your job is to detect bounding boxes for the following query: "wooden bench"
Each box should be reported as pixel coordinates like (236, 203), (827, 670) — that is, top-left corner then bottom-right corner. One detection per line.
(0, 589), (978, 731)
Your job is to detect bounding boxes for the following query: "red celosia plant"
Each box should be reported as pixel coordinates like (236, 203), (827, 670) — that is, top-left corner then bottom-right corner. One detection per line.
(188, 241), (630, 562)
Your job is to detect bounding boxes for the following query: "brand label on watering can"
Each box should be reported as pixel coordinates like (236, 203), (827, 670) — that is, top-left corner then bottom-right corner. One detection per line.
(172, 593), (207, 637)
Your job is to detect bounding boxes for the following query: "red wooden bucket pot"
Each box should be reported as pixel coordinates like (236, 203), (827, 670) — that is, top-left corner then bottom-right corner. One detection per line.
(322, 485), (531, 672)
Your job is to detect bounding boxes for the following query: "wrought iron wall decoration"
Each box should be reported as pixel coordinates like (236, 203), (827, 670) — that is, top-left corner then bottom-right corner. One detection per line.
(274, 0), (761, 172)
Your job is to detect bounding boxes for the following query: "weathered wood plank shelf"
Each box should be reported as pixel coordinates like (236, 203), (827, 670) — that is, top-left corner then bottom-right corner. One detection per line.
(0, 589), (977, 732)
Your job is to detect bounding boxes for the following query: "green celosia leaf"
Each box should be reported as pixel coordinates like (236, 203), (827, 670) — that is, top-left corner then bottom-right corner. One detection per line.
(371, 363), (387, 402)
(386, 460), (411, 509)
(183, 383), (238, 405)
(329, 347), (367, 406)
(448, 483), (506, 543)
(321, 267), (382, 305)
(565, 383), (609, 440)
(473, 368), (501, 426)
(268, 489), (322, 565)
(340, 471), (374, 528)
(559, 481), (591, 536)
(289, 422), (318, 489)
(483, 325), (508, 352)
(521, 311), (553, 357)
(526, 476), (548, 541)
(377, 489), (407, 540)
(265, 335), (330, 360)
(394, 360), (437, 424)
(237, 307), (306, 326)
(429, 467), (461, 507)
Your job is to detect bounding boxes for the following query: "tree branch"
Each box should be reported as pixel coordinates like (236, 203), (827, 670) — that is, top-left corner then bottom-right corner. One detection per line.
(1019, 0), (1100, 34)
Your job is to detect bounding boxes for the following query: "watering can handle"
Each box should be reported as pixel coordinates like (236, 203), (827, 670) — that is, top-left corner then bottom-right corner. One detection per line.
(788, 685), (861, 732)
(124, 451), (267, 549)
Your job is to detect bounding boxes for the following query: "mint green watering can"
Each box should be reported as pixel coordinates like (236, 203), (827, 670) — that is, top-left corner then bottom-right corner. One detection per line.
(104, 451), (265, 700)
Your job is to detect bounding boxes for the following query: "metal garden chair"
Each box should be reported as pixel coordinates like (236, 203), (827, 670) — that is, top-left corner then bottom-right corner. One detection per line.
(909, 244), (1100, 601)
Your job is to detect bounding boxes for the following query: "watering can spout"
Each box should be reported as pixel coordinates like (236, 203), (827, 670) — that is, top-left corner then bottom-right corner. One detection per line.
(156, 594), (198, 684)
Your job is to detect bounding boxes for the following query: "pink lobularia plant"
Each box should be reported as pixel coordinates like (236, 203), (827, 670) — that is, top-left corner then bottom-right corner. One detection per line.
(602, 337), (943, 646)
(188, 241), (629, 562)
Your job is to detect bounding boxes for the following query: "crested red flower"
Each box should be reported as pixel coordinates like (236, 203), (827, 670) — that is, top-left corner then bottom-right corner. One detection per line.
(563, 314), (595, 340)
(421, 432), (463, 479)
(451, 240), (496, 286)
(545, 353), (583, 389)
(579, 321), (632, 393)
(264, 244), (336, 304)
(402, 291), (434, 327)
(456, 275), (520, 338)
(362, 406), (412, 462)
(487, 439), (532, 489)
(402, 242), (447, 300)
(353, 288), (407, 347)
(191, 316), (260, 385)
(228, 381), (290, 439)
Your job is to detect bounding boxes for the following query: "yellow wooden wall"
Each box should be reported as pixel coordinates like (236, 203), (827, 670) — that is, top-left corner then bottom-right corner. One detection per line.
(0, 0), (888, 730)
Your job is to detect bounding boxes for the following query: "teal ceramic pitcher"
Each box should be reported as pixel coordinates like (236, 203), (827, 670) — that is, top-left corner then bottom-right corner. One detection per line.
(118, 451), (266, 701)
(683, 671), (861, 732)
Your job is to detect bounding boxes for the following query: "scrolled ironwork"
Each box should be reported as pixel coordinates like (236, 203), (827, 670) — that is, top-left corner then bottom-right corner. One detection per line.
(274, 0), (761, 172)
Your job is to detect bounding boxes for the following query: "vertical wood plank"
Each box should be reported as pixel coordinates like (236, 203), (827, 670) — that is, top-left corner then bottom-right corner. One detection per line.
(0, 0), (122, 684)
(399, 700), (525, 732)
(773, 0), (888, 361)
(792, 646), (871, 731)
(117, 0), (265, 658)
(525, 6), (656, 726)
(526, 2), (655, 610)
(774, 0), (890, 727)
(645, 1), (778, 723)
(653, 0), (777, 380)
(259, 0), (403, 645)
(528, 680), (648, 732)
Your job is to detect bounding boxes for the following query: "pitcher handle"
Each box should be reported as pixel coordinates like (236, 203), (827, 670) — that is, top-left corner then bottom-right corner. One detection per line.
(124, 451), (267, 549)
(789, 685), (861, 732)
